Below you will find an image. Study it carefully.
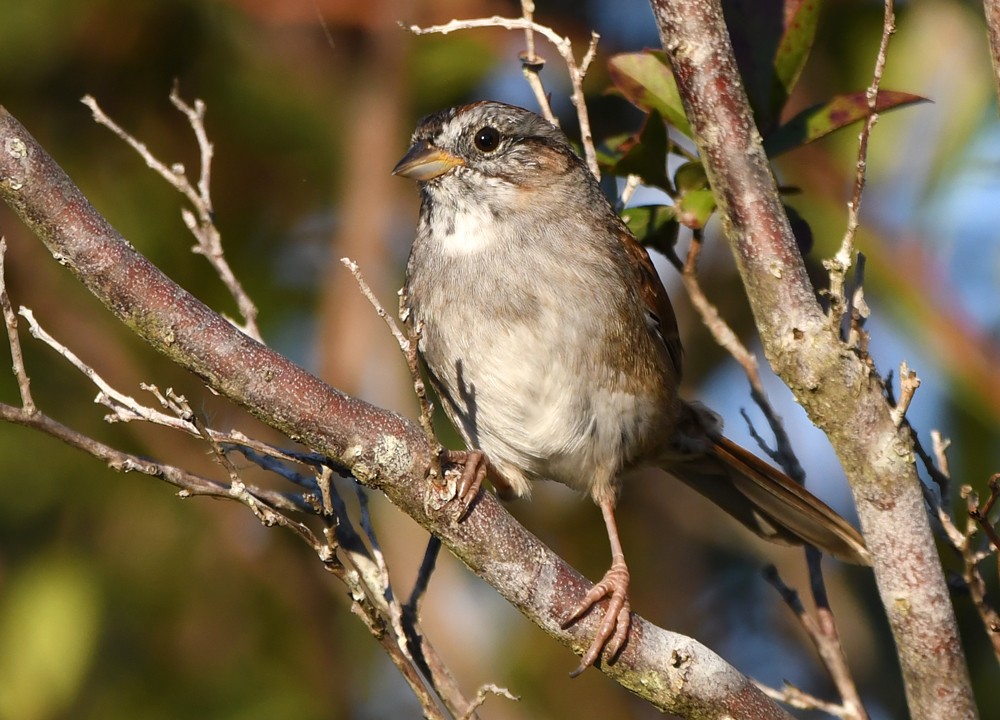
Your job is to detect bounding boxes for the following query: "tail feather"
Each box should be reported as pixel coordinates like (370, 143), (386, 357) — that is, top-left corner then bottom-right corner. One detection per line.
(670, 434), (871, 566)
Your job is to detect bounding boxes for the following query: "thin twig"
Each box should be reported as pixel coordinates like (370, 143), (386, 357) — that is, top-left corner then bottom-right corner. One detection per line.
(684, 231), (864, 709)
(756, 682), (851, 718)
(81, 91), (261, 340)
(681, 231), (761, 389)
(826, 0), (896, 320)
(970, 475), (1000, 552)
(0, 238), (35, 412)
(405, 16), (601, 178)
(890, 361), (920, 427)
(19, 306), (195, 429)
(517, 0), (556, 125)
(341, 258), (409, 351)
(984, 0), (1000, 117)
(925, 438), (1000, 664)
(460, 684), (519, 719)
(617, 174), (642, 211)
(962, 481), (1000, 662)
(762, 564), (868, 720)
(343, 259), (441, 470)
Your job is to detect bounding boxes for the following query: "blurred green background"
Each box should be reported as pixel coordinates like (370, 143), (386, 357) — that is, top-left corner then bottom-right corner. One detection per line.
(1, 1), (998, 718)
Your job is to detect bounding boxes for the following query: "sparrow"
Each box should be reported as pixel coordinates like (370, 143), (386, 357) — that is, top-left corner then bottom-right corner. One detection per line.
(393, 101), (870, 676)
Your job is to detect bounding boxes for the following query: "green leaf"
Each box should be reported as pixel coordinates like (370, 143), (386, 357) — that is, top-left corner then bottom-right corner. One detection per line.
(622, 205), (679, 257)
(674, 161), (709, 192)
(677, 189), (717, 229)
(774, 0), (822, 101)
(764, 90), (929, 157)
(605, 110), (672, 192)
(606, 51), (691, 137)
(721, 0), (822, 132)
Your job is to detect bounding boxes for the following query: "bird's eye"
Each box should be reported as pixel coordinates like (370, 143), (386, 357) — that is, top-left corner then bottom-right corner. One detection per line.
(473, 126), (501, 153)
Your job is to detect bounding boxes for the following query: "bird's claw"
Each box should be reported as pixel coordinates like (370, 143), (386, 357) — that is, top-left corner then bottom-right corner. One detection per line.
(440, 448), (487, 520)
(562, 560), (631, 676)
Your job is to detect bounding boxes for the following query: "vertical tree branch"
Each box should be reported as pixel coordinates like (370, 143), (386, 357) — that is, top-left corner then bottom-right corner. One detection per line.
(647, 2), (978, 718)
(985, 0), (1000, 116)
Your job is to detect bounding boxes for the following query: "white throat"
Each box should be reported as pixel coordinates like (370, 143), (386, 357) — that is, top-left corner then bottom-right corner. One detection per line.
(436, 200), (507, 256)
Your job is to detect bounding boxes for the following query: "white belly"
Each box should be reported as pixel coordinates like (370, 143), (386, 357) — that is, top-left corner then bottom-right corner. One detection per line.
(426, 320), (663, 499)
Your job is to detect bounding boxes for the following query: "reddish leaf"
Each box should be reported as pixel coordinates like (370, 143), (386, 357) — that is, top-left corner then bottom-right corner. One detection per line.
(764, 90), (929, 157)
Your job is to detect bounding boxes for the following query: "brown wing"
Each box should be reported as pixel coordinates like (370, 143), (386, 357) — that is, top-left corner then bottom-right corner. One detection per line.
(669, 403), (871, 565)
(616, 222), (684, 379)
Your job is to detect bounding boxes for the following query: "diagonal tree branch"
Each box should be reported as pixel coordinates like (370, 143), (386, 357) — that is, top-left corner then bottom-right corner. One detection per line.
(0, 106), (794, 718)
(647, 2), (977, 719)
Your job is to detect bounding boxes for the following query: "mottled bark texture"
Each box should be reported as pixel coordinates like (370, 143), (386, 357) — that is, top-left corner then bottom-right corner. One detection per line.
(648, 1), (977, 718)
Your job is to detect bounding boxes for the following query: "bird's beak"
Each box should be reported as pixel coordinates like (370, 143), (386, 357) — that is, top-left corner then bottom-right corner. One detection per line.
(392, 140), (464, 181)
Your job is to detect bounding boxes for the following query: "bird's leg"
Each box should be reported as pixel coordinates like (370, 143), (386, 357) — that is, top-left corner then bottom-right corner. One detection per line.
(440, 448), (488, 519)
(562, 497), (631, 676)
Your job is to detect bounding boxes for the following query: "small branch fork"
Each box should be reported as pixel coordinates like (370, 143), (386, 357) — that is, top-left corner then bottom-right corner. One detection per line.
(403, 3), (601, 179)
(760, 553), (868, 720)
(81, 87), (261, 342)
(925, 435), (1000, 663)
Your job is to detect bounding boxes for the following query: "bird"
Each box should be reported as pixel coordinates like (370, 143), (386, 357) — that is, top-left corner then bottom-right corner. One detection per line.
(392, 101), (870, 676)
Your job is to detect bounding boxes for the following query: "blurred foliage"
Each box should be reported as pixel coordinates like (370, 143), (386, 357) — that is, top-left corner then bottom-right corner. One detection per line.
(0, 1), (998, 719)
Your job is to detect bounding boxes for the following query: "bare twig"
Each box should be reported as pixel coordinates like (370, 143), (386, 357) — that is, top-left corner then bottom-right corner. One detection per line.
(18, 306), (195, 429)
(843, 254), (871, 349)
(961, 481), (1000, 662)
(757, 682), (851, 718)
(681, 231), (761, 389)
(970, 475), (1000, 552)
(0, 238), (34, 412)
(890, 361), (921, 427)
(341, 258), (409, 351)
(617, 174), (642, 210)
(404, 16), (601, 178)
(460, 684), (519, 719)
(826, 0), (896, 320)
(922, 438), (1000, 664)
(762, 562), (868, 720)
(932, 431), (952, 479)
(342, 260), (447, 500)
(81, 91), (261, 340)
(0, 400), (310, 515)
(683, 219), (865, 712)
(517, 0), (556, 125)
(340, 258), (484, 715)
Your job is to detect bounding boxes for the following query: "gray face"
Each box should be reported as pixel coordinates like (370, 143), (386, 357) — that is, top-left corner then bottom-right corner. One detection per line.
(410, 102), (581, 185)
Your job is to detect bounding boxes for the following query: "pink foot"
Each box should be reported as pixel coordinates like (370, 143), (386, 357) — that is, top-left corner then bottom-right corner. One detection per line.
(441, 449), (487, 520)
(562, 558), (631, 676)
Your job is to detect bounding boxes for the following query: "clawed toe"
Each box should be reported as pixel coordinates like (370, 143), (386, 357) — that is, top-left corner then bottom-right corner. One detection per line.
(441, 449), (488, 519)
(563, 561), (631, 676)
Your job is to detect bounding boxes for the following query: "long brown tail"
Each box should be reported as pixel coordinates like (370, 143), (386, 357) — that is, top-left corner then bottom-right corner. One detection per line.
(667, 419), (871, 565)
